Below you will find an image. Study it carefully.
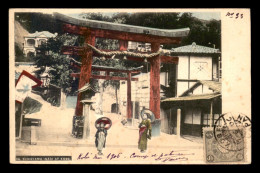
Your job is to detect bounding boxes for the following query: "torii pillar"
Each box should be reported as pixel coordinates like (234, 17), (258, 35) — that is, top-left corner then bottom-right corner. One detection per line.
(75, 31), (95, 117)
(119, 40), (133, 125)
(149, 43), (161, 136)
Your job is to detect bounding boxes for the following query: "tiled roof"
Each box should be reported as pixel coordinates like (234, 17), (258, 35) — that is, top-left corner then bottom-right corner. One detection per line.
(161, 93), (221, 102)
(27, 31), (57, 38)
(54, 13), (190, 38)
(171, 42), (220, 54)
(161, 80), (222, 102)
(199, 80), (221, 93)
(180, 80), (221, 97)
(77, 83), (97, 93)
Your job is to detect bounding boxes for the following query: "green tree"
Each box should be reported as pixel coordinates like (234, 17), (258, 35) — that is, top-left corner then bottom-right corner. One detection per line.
(34, 34), (78, 95)
(206, 19), (221, 50)
(15, 43), (32, 62)
(15, 12), (62, 34)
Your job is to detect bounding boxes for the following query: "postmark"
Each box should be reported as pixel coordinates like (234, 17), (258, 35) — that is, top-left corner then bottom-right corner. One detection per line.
(213, 112), (251, 152)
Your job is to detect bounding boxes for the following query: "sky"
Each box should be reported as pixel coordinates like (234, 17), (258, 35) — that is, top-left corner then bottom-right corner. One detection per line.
(187, 12), (221, 20)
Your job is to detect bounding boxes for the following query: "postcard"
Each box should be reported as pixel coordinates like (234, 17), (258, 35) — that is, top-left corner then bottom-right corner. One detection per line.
(9, 8), (251, 164)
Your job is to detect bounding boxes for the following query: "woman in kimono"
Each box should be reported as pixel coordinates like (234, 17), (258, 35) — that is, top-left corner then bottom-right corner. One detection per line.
(95, 122), (107, 155)
(138, 113), (152, 153)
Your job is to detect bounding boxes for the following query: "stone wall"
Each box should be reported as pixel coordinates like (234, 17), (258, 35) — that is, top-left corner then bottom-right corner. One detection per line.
(119, 73), (150, 118)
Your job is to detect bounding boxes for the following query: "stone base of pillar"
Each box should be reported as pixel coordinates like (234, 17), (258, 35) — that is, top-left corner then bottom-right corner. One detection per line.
(21, 126), (39, 145)
(151, 119), (161, 137)
(127, 118), (132, 126)
(72, 115), (84, 139)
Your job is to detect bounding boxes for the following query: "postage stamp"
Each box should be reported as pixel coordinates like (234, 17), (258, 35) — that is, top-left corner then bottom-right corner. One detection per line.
(204, 112), (251, 163)
(204, 127), (245, 163)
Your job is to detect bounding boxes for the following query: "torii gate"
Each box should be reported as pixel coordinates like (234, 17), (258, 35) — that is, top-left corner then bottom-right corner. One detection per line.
(54, 13), (190, 129)
(70, 64), (143, 121)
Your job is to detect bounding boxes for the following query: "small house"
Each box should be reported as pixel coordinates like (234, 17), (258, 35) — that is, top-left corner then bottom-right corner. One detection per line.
(161, 80), (222, 137)
(23, 31), (57, 57)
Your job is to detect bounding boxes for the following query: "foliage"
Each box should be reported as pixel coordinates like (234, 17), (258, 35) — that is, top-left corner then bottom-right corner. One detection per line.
(23, 97), (42, 114)
(79, 13), (114, 22)
(33, 34), (78, 95)
(15, 12), (63, 34)
(114, 12), (180, 29)
(15, 43), (33, 62)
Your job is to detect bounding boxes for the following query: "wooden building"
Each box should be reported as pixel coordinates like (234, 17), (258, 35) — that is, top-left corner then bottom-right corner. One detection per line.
(161, 80), (221, 137)
(160, 43), (222, 137)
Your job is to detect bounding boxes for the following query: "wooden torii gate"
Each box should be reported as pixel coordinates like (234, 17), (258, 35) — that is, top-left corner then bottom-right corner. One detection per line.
(54, 13), (190, 133)
(71, 64), (143, 121)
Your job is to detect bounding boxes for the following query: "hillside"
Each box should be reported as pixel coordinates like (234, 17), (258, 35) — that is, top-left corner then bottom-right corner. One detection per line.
(14, 21), (29, 50)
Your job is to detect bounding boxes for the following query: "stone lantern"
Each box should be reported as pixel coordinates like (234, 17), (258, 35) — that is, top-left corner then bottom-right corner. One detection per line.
(78, 83), (97, 139)
(40, 67), (51, 88)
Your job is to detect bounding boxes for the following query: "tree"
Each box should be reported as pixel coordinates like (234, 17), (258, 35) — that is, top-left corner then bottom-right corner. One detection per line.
(15, 12), (63, 34)
(33, 34), (78, 95)
(206, 19), (221, 50)
(15, 43), (32, 62)
(114, 12), (180, 29)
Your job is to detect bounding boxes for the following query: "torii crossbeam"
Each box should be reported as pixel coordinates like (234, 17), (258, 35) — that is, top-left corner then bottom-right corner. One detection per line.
(54, 13), (189, 128)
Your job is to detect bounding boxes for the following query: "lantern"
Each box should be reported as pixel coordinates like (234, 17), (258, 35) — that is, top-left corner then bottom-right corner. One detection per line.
(40, 73), (51, 87)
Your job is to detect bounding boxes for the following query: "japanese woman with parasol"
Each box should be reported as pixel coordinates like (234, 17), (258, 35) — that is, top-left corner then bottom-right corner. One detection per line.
(138, 108), (155, 153)
(95, 117), (112, 155)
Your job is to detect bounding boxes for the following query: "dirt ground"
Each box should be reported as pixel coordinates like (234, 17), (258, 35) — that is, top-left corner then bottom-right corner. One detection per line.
(15, 92), (204, 164)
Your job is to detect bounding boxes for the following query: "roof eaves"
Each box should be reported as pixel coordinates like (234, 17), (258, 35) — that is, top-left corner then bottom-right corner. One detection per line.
(161, 93), (221, 102)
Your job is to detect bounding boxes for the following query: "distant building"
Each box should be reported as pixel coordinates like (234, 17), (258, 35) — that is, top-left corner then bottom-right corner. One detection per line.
(23, 31), (57, 57)
(128, 41), (151, 52)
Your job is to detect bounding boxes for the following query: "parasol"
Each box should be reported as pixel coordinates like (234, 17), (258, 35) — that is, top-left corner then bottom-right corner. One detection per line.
(140, 109), (155, 122)
(95, 117), (112, 130)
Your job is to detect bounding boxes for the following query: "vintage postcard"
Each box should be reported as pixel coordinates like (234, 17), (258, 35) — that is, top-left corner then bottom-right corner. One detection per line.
(9, 8), (251, 164)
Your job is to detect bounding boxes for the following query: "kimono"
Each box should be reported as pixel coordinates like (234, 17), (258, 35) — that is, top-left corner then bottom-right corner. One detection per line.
(95, 128), (107, 151)
(138, 119), (152, 151)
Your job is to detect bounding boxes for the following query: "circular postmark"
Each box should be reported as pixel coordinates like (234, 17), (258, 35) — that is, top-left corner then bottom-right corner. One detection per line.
(213, 112), (251, 152)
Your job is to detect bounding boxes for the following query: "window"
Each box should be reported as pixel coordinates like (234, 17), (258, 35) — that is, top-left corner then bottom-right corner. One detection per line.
(213, 114), (222, 126)
(184, 108), (202, 125)
(27, 39), (35, 47)
(38, 39), (46, 46)
(203, 114), (210, 126)
(193, 108), (201, 124)
(203, 113), (222, 126)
